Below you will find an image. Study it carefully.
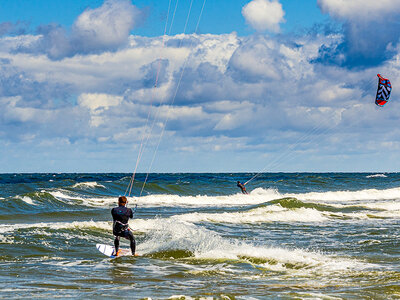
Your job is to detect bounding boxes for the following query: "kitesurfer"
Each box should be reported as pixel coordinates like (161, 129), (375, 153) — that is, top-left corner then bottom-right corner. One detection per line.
(111, 196), (136, 256)
(237, 181), (248, 194)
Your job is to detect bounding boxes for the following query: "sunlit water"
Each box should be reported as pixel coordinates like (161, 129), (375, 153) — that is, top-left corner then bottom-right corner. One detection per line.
(1, 173), (400, 299)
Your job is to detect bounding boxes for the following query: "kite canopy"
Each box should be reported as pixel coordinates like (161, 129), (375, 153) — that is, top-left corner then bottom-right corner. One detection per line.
(375, 74), (392, 107)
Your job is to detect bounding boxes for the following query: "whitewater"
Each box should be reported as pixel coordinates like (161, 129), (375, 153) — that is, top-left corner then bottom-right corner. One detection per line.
(1, 172), (400, 299)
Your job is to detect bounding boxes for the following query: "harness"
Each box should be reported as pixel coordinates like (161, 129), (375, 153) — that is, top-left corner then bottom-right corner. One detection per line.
(113, 220), (129, 233)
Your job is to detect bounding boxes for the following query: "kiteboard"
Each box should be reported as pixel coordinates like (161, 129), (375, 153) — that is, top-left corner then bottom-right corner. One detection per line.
(96, 243), (134, 258)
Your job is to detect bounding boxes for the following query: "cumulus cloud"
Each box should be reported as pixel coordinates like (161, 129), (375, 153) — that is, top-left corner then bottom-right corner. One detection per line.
(78, 93), (123, 127)
(140, 59), (169, 88)
(16, 0), (142, 59)
(242, 0), (285, 32)
(72, 0), (140, 53)
(317, 0), (400, 20)
(78, 93), (122, 111)
(1, 28), (400, 171)
(228, 36), (283, 82)
(316, 0), (400, 68)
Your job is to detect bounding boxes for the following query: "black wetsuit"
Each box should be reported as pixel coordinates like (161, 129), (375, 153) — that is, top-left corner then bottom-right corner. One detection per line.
(237, 182), (248, 194)
(111, 205), (136, 255)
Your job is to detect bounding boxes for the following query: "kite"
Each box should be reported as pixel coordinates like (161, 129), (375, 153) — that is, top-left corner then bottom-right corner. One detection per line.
(375, 74), (392, 107)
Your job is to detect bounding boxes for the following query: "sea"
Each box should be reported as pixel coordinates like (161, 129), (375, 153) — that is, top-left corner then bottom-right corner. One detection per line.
(1, 172), (400, 299)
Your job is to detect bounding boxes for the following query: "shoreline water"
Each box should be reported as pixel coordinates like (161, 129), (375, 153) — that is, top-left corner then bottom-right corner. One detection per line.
(1, 172), (399, 298)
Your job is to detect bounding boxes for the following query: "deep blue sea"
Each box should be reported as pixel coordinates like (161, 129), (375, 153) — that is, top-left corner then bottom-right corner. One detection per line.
(1, 172), (400, 299)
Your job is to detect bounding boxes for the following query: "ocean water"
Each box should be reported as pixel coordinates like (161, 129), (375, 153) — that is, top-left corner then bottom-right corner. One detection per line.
(1, 172), (400, 299)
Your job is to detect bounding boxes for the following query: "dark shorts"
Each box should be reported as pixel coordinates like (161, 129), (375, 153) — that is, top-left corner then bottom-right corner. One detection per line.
(114, 229), (134, 239)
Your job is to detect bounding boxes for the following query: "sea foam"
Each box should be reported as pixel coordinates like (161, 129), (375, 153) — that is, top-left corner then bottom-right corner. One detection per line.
(366, 174), (387, 178)
(17, 196), (37, 205)
(175, 205), (328, 224)
(0, 216), (380, 275)
(286, 187), (400, 203)
(139, 218), (375, 274)
(72, 182), (106, 189)
(44, 186), (400, 218)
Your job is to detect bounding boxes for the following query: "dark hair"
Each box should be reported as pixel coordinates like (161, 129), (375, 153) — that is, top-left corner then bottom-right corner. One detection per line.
(118, 196), (127, 205)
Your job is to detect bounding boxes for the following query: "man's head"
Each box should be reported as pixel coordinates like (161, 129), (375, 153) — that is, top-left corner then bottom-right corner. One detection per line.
(118, 196), (127, 206)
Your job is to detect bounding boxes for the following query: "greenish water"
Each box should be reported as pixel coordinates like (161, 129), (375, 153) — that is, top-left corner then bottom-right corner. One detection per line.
(1, 173), (400, 299)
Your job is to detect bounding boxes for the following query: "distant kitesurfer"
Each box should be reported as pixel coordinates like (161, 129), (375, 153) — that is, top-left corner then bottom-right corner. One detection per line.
(237, 181), (248, 194)
(111, 196), (137, 256)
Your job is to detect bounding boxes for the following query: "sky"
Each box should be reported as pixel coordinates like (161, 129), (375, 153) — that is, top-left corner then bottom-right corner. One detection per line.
(0, 0), (400, 173)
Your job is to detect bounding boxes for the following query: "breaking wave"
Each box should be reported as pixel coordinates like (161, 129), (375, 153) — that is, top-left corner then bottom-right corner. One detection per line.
(366, 174), (387, 178)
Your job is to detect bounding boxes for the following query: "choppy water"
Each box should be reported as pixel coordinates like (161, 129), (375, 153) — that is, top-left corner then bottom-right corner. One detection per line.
(1, 173), (400, 299)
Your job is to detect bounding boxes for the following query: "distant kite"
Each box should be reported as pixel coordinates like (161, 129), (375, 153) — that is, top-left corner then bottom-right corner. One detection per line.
(375, 74), (392, 107)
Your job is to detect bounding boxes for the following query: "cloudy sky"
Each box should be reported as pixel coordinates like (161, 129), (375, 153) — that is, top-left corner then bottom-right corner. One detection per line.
(1, 0), (399, 173)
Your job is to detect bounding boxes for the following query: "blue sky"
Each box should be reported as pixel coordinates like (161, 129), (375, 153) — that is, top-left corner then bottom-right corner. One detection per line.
(0, 0), (327, 36)
(0, 0), (399, 173)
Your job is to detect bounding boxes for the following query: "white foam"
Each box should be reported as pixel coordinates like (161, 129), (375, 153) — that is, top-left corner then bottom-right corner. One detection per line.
(48, 190), (116, 207)
(133, 188), (282, 207)
(175, 205), (328, 224)
(0, 219), (155, 236)
(287, 187), (400, 203)
(139, 218), (374, 274)
(122, 187), (400, 208)
(363, 210), (400, 219)
(72, 182), (106, 189)
(17, 195), (37, 205)
(0, 217), (381, 274)
(362, 201), (400, 211)
(323, 209), (400, 220)
(48, 190), (86, 201)
(72, 196), (118, 207)
(0, 220), (112, 234)
(366, 174), (387, 178)
(40, 186), (400, 226)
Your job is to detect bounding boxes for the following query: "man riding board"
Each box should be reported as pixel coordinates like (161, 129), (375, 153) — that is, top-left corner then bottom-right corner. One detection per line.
(237, 181), (249, 194)
(111, 196), (137, 256)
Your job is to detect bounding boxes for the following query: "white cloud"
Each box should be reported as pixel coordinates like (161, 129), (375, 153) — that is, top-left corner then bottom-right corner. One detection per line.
(242, 0), (285, 32)
(1, 96), (52, 123)
(2, 28), (400, 171)
(78, 93), (123, 127)
(11, 0), (142, 59)
(72, 0), (140, 52)
(317, 0), (400, 20)
(228, 37), (282, 81)
(157, 105), (205, 120)
(316, 0), (400, 67)
(78, 93), (122, 112)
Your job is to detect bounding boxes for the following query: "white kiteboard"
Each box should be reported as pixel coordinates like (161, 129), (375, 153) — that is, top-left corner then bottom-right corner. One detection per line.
(96, 243), (132, 258)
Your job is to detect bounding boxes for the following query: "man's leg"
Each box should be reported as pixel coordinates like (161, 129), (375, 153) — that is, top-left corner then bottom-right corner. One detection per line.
(114, 235), (120, 255)
(126, 230), (136, 255)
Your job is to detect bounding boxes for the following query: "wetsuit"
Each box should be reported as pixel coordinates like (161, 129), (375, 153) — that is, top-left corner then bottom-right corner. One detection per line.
(237, 182), (248, 194)
(111, 205), (136, 255)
